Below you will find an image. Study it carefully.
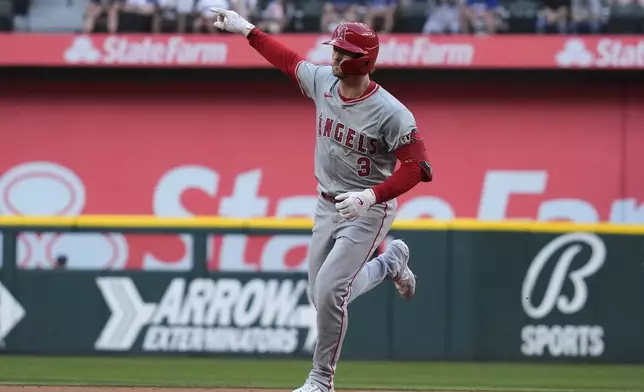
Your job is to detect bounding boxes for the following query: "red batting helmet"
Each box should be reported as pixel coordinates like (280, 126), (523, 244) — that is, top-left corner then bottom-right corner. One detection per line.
(322, 22), (379, 76)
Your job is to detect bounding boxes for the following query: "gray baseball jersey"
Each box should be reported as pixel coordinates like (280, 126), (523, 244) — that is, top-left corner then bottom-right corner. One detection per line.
(295, 61), (419, 194)
(294, 60), (418, 392)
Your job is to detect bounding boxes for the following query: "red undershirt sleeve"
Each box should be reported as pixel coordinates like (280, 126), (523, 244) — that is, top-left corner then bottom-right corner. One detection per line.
(247, 28), (303, 81)
(372, 133), (433, 204)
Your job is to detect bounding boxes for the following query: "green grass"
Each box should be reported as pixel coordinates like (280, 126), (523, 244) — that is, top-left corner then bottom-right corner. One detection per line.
(0, 356), (642, 392)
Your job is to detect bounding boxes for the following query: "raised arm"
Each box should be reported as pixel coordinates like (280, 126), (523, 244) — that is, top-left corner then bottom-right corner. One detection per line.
(247, 28), (303, 81)
(210, 7), (320, 96)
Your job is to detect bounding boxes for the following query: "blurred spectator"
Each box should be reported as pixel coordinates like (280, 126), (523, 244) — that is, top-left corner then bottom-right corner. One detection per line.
(12, 0), (30, 18)
(461, 0), (502, 33)
(83, 0), (114, 33)
(321, 0), (360, 32)
(155, 0), (195, 33)
(535, 0), (569, 33)
(422, 0), (461, 34)
(364, 0), (398, 33)
(254, 0), (288, 33)
(18, 0), (644, 33)
(570, 0), (602, 32)
(232, 0), (260, 20)
(607, 0), (644, 33)
(116, 0), (157, 30)
(84, 0), (157, 33)
(193, 0), (229, 32)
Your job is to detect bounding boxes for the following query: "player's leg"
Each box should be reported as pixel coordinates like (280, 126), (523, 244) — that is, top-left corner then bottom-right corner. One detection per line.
(306, 201), (394, 392)
(348, 237), (415, 304)
(341, 197), (416, 304)
(306, 194), (338, 307)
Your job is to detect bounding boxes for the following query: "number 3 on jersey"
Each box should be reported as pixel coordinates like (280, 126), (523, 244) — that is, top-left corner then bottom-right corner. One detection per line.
(357, 157), (371, 177)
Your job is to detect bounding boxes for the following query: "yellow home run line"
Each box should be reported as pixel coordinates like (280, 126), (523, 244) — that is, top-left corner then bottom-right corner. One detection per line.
(0, 215), (642, 234)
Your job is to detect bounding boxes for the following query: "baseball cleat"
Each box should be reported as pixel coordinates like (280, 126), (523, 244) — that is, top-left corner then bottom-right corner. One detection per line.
(292, 381), (325, 392)
(387, 239), (416, 300)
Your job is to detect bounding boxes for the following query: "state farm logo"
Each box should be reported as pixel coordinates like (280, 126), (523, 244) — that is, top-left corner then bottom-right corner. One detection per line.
(556, 38), (644, 68)
(64, 36), (101, 64)
(555, 39), (593, 67)
(307, 36), (474, 66)
(63, 35), (228, 65)
(520, 232), (606, 358)
(0, 162), (128, 270)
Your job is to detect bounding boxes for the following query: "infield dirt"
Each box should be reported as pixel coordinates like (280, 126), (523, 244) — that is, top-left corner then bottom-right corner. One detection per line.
(0, 388), (438, 392)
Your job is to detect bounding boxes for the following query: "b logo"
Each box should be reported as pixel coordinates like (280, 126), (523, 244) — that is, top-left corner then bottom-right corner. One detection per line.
(521, 232), (606, 320)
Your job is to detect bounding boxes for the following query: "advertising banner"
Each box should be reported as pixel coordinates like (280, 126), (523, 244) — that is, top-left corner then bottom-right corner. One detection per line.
(3, 272), (319, 356)
(0, 82), (643, 271)
(1, 228), (642, 362)
(449, 230), (644, 362)
(0, 268), (394, 359)
(0, 33), (644, 69)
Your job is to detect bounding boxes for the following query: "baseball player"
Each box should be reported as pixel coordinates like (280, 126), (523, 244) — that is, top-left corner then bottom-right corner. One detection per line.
(210, 9), (433, 392)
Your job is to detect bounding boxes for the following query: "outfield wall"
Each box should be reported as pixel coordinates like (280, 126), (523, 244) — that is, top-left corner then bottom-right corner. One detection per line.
(0, 218), (642, 363)
(1, 60), (643, 363)
(1, 77), (643, 272)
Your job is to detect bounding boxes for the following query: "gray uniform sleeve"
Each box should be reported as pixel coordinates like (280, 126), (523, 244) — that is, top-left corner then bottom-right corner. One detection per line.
(295, 60), (321, 99)
(380, 108), (419, 153)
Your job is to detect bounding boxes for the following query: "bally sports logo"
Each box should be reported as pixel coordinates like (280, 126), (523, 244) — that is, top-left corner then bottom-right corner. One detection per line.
(556, 38), (644, 68)
(64, 35), (228, 65)
(520, 232), (606, 358)
(94, 277), (317, 354)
